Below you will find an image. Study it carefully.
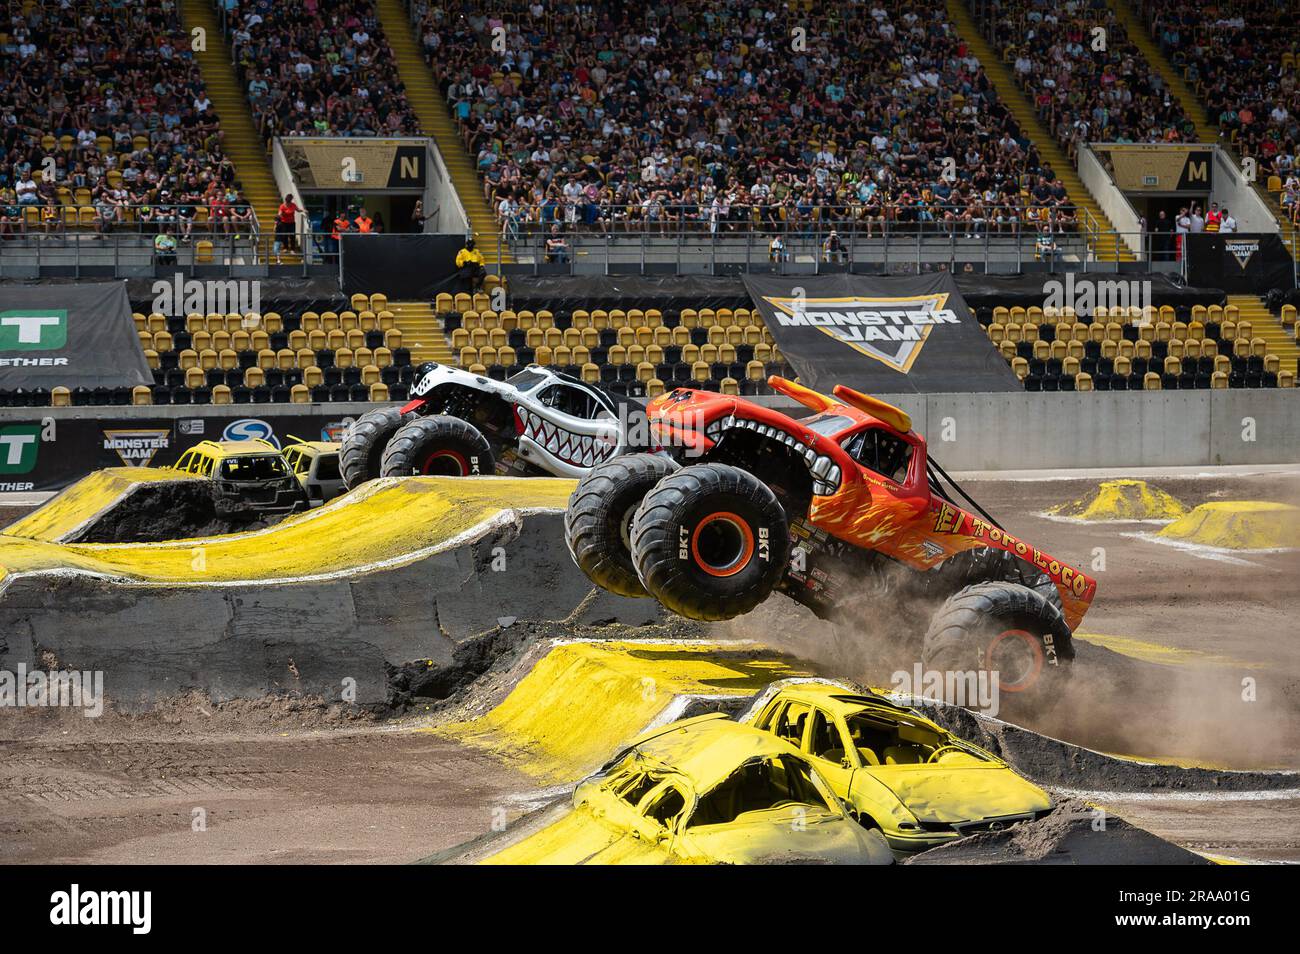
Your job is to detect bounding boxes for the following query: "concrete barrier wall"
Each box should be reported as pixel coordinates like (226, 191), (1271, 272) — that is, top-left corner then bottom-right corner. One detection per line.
(1, 390), (1296, 473)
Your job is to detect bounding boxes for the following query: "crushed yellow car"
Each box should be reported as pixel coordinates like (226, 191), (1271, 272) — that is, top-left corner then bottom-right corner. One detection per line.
(281, 438), (346, 506)
(491, 713), (894, 865)
(742, 681), (1052, 855)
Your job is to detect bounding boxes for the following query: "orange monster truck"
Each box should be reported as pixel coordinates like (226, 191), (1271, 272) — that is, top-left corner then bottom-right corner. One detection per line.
(564, 376), (1096, 701)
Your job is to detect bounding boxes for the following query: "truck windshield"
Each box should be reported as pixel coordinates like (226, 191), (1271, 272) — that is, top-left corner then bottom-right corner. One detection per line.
(218, 456), (289, 481)
(802, 413), (854, 437)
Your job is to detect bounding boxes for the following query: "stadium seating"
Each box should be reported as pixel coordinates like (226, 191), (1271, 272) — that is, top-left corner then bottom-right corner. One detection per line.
(437, 299), (791, 397)
(980, 302), (1291, 391)
(220, 0), (421, 140)
(0, 0), (254, 236)
(975, 1), (1197, 162)
(415, 0), (1078, 237)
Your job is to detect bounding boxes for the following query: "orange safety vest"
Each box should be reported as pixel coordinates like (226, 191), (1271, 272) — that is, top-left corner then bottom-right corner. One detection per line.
(354, 216), (373, 233)
(1204, 211), (1221, 233)
(331, 217), (350, 241)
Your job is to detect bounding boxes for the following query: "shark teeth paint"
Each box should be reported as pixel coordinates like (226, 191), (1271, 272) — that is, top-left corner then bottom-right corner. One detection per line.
(518, 410), (616, 470)
(718, 417), (841, 496)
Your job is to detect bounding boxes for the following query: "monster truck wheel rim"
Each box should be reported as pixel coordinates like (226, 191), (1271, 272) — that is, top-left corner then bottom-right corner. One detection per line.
(690, 512), (754, 578)
(985, 628), (1043, 692)
(420, 449), (469, 476)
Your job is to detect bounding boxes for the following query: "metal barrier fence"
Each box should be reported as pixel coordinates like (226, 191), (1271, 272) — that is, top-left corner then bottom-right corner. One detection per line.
(0, 223), (1206, 279)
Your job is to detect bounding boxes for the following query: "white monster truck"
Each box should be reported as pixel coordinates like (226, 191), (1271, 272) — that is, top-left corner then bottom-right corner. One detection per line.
(340, 363), (646, 488)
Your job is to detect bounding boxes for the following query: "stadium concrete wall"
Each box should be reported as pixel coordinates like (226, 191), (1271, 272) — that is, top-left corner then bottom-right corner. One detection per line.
(0, 391), (1295, 487)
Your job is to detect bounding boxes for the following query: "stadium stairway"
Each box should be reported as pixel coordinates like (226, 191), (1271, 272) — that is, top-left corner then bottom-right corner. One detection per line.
(1229, 295), (1299, 375)
(374, 0), (509, 263)
(949, 0), (1134, 263)
(1103, 0), (1217, 144)
(387, 301), (454, 365)
(1104, 0), (1299, 256)
(181, 0), (289, 254)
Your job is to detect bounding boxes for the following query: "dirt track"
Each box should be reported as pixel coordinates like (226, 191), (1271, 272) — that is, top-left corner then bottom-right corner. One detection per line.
(0, 705), (539, 864)
(2, 469), (1297, 864)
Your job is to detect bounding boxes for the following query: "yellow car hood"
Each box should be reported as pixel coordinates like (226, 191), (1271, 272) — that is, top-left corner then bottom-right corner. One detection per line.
(862, 765), (1050, 825)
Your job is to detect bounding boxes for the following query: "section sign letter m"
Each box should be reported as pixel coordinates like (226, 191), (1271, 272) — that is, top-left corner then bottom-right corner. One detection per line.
(0, 424), (42, 474)
(0, 309), (68, 351)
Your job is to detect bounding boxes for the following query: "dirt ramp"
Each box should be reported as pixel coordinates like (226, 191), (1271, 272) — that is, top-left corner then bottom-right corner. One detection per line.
(1157, 501), (1299, 550)
(914, 700), (1300, 794)
(1048, 479), (1187, 521)
(4, 468), (206, 543)
(906, 798), (1208, 865)
(430, 640), (809, 782)
(0, 479), (661, 711)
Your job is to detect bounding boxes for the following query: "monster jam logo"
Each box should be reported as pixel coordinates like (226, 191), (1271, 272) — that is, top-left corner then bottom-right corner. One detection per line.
(763, 294), (960, 373)
(102, 429), (171, 467)
(1225, 239), (1260, 271)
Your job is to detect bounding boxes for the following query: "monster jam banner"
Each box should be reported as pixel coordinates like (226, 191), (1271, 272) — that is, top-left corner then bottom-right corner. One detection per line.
(0, 283), (151, 391)
(341, 233), (465, 300)
(1183, 233), (1294, 294)
(743, 273), (1021, 394)
(0, 411), (364, 492)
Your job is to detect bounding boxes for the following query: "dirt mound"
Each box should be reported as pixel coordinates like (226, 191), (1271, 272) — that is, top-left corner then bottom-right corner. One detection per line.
(1048, 479), (1188, 521)
(1156, 501), (1299, 550)
(71, 481), (280, 542)
(905, 797), (1209, 864)
(0, 504), (660, 712)
(916, 700), (1300, 794)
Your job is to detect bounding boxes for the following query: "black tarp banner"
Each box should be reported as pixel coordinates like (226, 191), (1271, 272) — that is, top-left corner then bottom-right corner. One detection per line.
(743, 273), (1021, 394)
(340, 234), (465, 300)
(0, 410), (369, 493)
(0, 282), (151, 391)
(1183, 233), (1294, 294)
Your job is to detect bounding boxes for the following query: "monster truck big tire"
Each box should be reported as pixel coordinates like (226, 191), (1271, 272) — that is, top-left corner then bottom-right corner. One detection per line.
(379, 415), (495, 477)
(934, 546), (1063, 611)
(340, 406), (412, 489)
(921, 581), (1074, 701)
(565, 454), (681, 597)
(631, 464), (790, 621)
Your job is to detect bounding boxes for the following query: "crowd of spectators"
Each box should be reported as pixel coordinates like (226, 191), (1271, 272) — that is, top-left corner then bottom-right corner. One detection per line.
(1141, 1), (1300, 221)
(975, 0), (1197, 161)
(413, 0), (1079, 240)
(220, 0), (422, 140)
(0, 0), (254, 240)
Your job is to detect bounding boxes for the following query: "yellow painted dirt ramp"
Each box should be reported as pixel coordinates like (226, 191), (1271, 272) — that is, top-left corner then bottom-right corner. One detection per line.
(432, 640), (808, 782)
(0, 476), (574, 588)
(1049, 479), (1187, 521)
(5, 468), (202, 543)
(1157, 501), (1299, 550)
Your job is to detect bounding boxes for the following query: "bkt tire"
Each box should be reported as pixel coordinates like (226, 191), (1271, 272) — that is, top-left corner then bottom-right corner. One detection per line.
(379, 415), (495, 477)
(631, 464), (790, 621)
(340, 406), (412, 489)
(921, 581), (1074, 702)
(565, 453), (680, 597)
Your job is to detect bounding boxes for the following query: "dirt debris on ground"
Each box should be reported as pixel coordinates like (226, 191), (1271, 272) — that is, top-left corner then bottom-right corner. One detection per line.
(905, 798), (1209, 865)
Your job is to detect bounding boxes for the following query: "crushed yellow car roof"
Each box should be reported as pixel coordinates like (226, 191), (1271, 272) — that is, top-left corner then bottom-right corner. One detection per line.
(621, 714), (806, 791)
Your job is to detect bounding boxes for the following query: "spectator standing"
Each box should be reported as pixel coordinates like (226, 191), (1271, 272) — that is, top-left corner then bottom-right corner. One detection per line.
(456, 237), (486, 291)
(275, 194), (301, 261)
